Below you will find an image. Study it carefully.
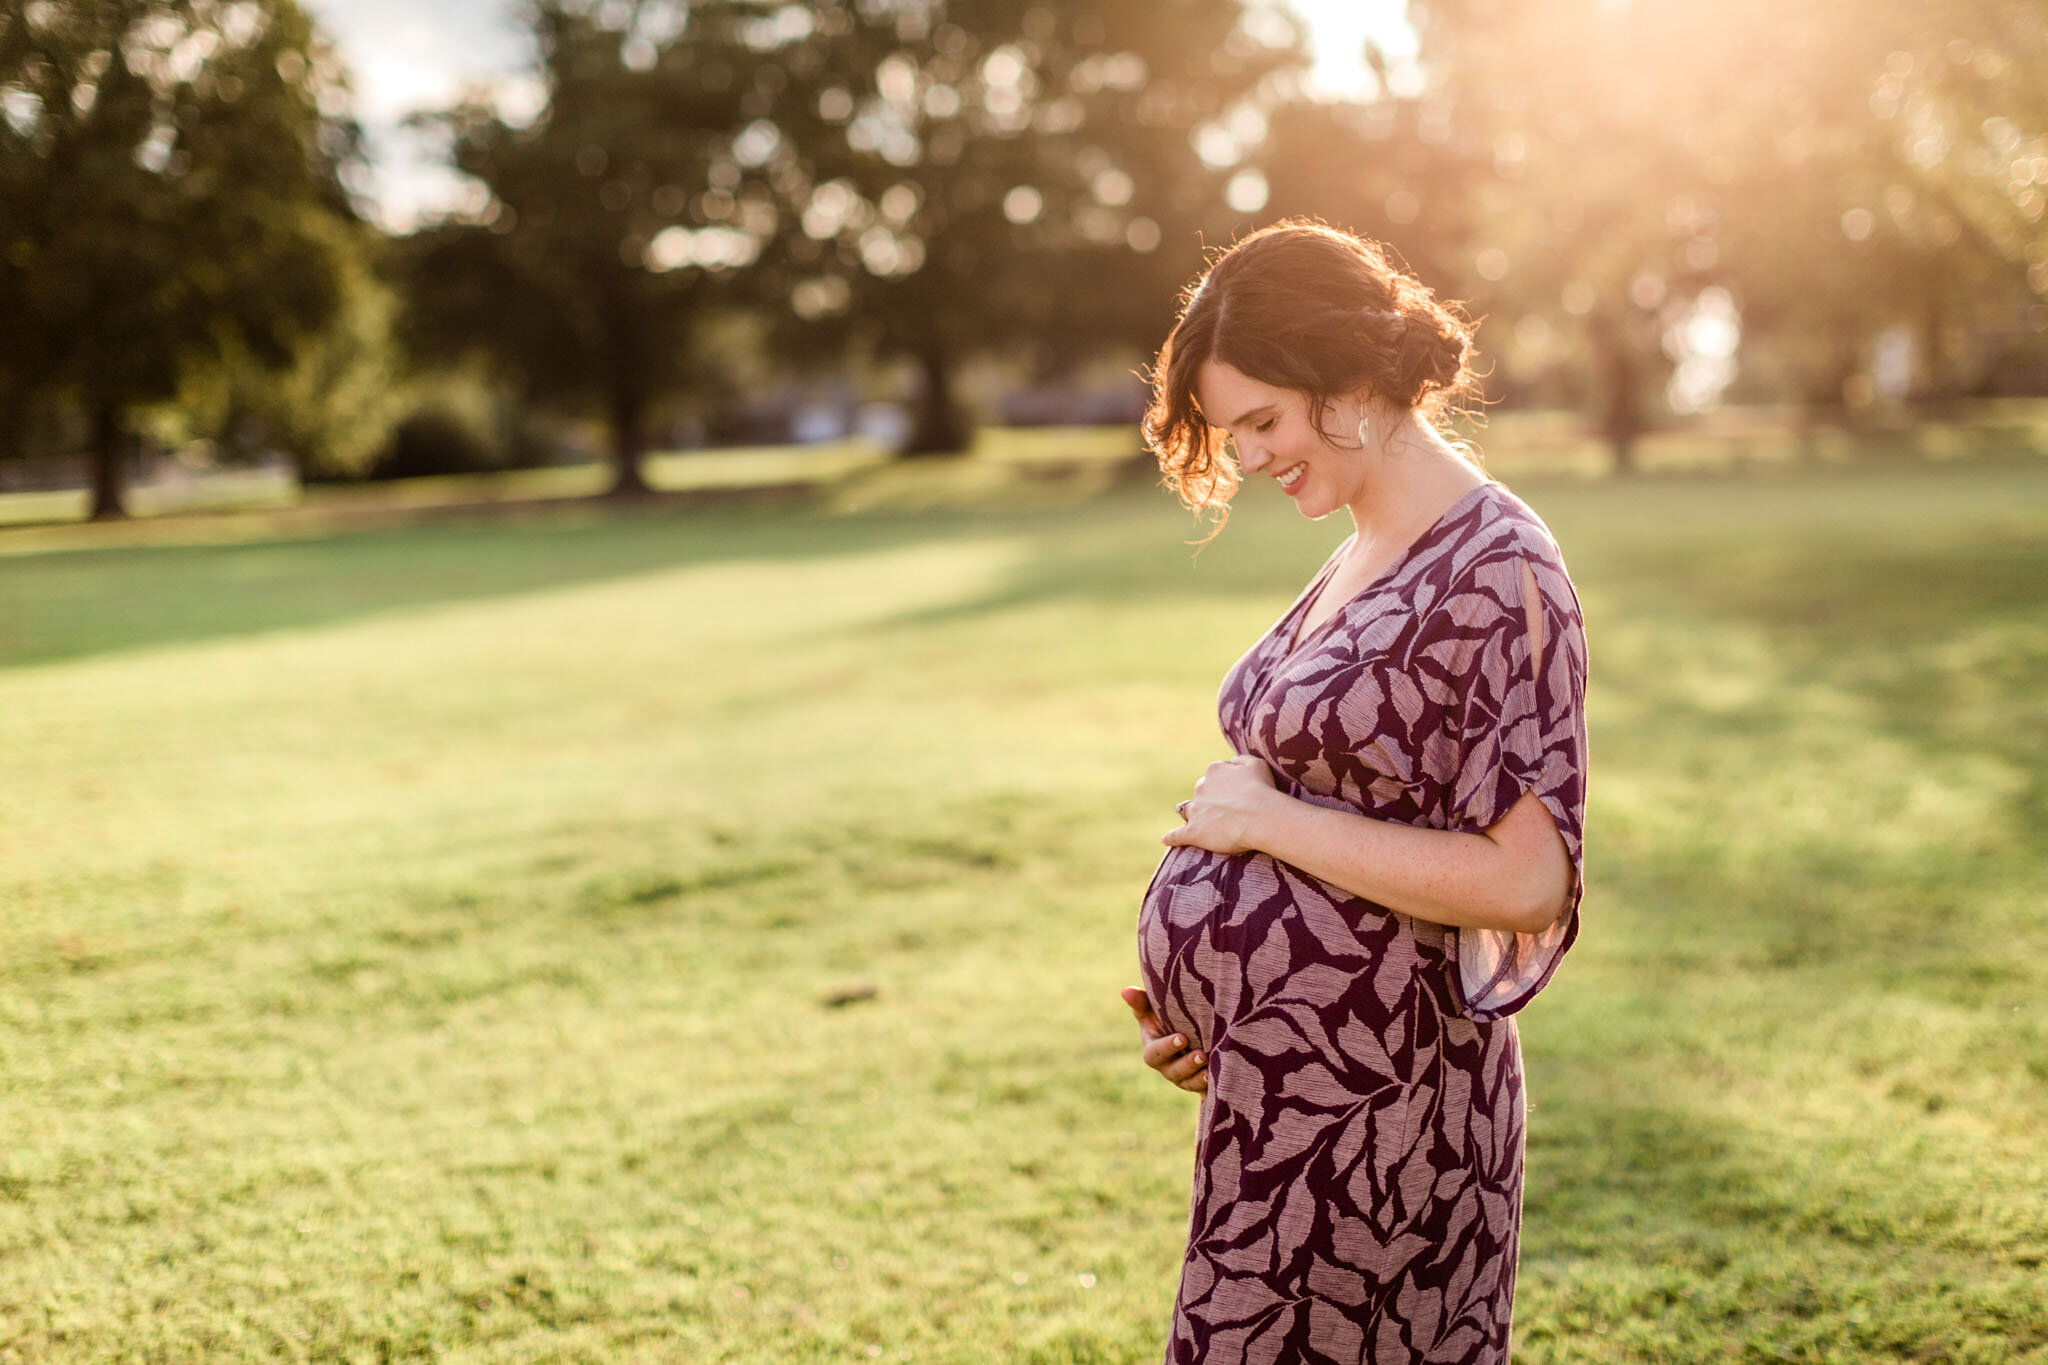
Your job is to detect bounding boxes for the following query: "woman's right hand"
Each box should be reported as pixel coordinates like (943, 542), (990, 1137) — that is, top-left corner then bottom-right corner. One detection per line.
(1121, 986), (1208, 1093)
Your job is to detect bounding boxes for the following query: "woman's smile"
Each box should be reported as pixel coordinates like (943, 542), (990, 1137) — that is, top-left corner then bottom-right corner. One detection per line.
(1190, 358), (1376, 519)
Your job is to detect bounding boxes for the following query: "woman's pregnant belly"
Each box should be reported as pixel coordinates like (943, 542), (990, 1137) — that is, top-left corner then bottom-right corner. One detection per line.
(1135, 842), (1270, 1056)
(1140, 834), (1462, 1063)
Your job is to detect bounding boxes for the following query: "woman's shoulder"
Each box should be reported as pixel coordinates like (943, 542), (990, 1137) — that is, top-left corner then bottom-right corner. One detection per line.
(1443, 480), (1573, 583)
(1413, 481), (1583, 644)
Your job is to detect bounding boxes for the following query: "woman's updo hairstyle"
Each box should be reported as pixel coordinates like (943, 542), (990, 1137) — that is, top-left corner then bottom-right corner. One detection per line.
(1143, 218), (1482, 527)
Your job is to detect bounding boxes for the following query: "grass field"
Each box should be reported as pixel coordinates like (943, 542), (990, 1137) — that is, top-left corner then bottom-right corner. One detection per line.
(2, 456), (2045, 1362)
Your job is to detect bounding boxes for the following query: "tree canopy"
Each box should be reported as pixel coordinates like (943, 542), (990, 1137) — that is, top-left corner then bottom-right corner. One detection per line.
(399, 0), (794, 495)
(1409, 0), (2048, 462)
(0, 0), (357, 516)
(748, 0), (1302, 451)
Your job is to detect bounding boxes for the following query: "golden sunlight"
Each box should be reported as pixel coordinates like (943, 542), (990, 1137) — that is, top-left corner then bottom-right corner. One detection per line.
(1281, 0), (1420, 98)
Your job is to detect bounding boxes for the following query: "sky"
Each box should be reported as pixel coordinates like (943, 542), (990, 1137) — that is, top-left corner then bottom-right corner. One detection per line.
(299, 0), (1419, 231)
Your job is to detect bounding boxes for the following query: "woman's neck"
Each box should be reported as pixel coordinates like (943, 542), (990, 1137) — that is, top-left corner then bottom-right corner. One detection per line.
(1342, 412), (1489, 552)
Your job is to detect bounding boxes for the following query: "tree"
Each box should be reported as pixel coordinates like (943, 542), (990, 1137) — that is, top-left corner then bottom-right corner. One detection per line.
(1760, 0), (2048, 408)
(750, 0), (1303, 453)
(1406, 0), (2048, 465)
(176, 217), (410, 479)
(1401, 0), (1763, 470)
(0, 0), (354, 517)
(400, 0), (773, 497)
(1252, 91), (1495, 401)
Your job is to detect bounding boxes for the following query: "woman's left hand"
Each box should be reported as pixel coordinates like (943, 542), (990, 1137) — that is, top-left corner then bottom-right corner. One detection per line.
(1164, 754), (1285, 855)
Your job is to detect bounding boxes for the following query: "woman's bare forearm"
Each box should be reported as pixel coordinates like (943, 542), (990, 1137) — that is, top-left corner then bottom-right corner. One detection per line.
(1241, 789), (1567, 935)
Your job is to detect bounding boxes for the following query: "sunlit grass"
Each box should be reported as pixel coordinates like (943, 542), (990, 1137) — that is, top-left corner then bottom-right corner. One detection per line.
(1, 459), (2043, 1361)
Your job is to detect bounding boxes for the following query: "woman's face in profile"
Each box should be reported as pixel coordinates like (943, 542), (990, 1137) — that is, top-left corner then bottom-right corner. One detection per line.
(1195, 358), (1368, 521)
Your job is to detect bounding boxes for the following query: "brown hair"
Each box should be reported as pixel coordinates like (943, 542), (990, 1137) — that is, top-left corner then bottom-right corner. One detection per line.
(1142, 219), (1483, 529)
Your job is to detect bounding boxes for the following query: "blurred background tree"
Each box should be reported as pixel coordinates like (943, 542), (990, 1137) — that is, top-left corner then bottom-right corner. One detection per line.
(1408, 0), (1762, 471)
(168, 214), (410, 479)
(398, 0), (776, 498)
(0, 0), (359, 517)
(1256, 93), (1489, 335)
(1696, 0), (2047, 437)
(1827, 0), (2048, 404)
(745, 0), (1301, 454)
(1409, 0), (2048, 467)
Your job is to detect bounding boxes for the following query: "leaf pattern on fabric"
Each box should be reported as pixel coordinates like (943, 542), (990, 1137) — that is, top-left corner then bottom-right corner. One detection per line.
(1137, 481), (1589, 1363)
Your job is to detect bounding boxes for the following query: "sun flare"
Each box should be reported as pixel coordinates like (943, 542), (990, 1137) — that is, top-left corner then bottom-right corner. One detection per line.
(1280, 0), (1420, 98)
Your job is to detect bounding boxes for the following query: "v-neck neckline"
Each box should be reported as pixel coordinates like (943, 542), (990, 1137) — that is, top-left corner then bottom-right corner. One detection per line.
(1278, 481), (1495, 663)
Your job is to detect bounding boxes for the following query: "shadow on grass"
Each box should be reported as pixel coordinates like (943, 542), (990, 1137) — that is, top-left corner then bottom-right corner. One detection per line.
(8, 460), (2044, 699)
(0, 487), (1191, 670)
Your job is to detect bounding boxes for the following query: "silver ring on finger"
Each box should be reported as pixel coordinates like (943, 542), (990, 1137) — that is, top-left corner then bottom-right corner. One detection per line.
(1176, 800), (1192, 820)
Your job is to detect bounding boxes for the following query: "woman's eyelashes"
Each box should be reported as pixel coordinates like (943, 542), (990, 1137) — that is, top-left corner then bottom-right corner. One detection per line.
(1219, 416), (1275, 459)
(1232, 419), (1274, 449)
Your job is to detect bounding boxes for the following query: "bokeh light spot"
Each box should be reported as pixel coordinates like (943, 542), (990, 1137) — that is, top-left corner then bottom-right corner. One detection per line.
(1002, 185), (1043, 224)
(1225, 169), (1269, 214)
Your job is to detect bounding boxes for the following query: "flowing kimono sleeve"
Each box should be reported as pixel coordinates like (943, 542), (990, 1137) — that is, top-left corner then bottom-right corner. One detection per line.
(1438, 534), (1590, 1022)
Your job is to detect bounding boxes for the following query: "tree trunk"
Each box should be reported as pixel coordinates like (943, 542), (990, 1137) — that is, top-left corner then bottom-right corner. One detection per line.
(606, 388), (653, 497)
(1794, 409), (1819, 464)
(1915, 282), (1956, 419)
(900, 346), (969, 456)
(1588, 313), (1641, 477)
(1800, 330), (1861, 463)
(89, 401), (129, 521)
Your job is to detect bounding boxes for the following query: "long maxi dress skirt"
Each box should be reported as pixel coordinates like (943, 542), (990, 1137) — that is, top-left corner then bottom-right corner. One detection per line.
(1137, 480), (1591, 1364)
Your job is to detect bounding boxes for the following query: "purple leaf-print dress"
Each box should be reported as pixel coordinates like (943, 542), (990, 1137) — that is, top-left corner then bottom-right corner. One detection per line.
(1137, 480), (1590, 1364)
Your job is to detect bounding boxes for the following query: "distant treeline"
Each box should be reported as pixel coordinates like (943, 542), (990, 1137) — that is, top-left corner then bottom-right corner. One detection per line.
(4, 0), (2046, 517)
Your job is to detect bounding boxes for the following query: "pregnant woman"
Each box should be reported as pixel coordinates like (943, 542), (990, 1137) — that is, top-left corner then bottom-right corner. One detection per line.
(1123, 221), (1590, 1363)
